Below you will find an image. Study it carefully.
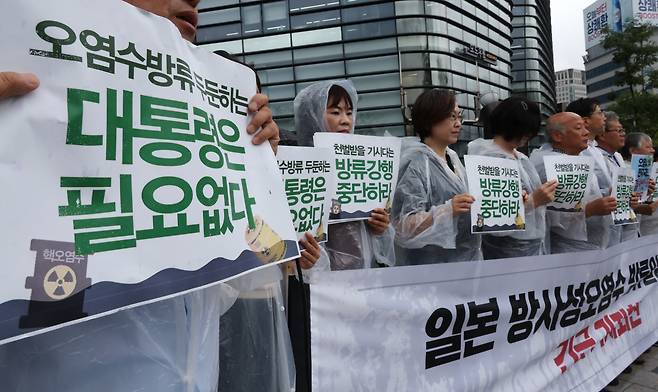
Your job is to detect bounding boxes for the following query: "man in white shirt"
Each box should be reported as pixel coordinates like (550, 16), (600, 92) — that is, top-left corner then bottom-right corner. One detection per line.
(530, 112), (617, 253)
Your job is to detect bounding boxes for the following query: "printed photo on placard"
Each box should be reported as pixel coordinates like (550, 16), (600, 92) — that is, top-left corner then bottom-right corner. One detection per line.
(277, 146), (335, 245)
(0, 0), (299, 345)
(611, 167), (638, 225)
(543, 155), (592, 212)
(631, 154), (653, 202)
(313, 133), (401, 223)
(465, 155), (525, 234)
(649, 163), (658, 203)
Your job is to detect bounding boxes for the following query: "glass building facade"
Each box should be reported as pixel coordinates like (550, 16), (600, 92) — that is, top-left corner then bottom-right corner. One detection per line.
(197, 0), (515, 152)
(511, 0), (557, 136)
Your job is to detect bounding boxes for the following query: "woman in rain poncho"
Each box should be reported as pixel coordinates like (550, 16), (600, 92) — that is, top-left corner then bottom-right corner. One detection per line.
(288, 80), (395, 392)
(392, 89), (480, 265)
(467, 97), (557, 259)
(294, 80), (396, 270)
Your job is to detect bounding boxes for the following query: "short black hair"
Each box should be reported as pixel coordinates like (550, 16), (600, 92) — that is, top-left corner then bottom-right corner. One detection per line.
(412, 89), (456, 140)
(489, 97), (541, 142)
(565, 98), (599, 118)
(327, 85), (353, 109)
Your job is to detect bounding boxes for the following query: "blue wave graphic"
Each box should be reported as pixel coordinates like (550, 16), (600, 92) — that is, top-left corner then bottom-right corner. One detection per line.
(0, 240), (298, 342)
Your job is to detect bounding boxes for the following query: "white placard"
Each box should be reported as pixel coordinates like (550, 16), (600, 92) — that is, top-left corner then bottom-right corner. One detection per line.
(464, 155), (525, 233)
(611, 167), (638, 225)
(631, 154), (653, 202)
(543, 155), (593, 212)
(313, 133), (401, 223)
(277, 146), (335, 244)
(0, 0), (299, 345)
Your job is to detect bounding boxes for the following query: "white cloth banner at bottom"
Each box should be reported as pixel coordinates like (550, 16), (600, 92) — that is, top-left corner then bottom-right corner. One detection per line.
(310, 235), (658, 392)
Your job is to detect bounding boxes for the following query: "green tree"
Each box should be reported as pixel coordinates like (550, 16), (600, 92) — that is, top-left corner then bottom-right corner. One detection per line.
(602, 19), (658, 133)
(607, 92), (658, 136)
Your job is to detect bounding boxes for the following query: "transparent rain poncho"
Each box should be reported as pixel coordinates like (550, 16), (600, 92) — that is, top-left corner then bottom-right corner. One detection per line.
(530, 143), (610, 254)
(467, 138), (546, 259)
(0, 285), (236, 392)
(639, 213), (658, 236)
(392, 137), (481, 265)
(294, 79), (396, 270)
(581, 142), (637, 245)
(0, 265), (296, 392)
(219, 265), (296, 392)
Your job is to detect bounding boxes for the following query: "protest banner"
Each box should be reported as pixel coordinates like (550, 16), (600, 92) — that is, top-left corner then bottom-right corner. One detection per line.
(543, 155), (592, 212)
(611, 167), (638, 225)
(0, 0), (299, 345)
(313, 133), (401, 223)
(631, 154), (654, 202)
(277, 146), (335, 244)
(464, 155), (525, 233)
(310, 235), (658, 392)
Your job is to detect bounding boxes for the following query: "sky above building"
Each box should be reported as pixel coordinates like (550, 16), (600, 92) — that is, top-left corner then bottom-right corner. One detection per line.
(551, 0), (593, 72)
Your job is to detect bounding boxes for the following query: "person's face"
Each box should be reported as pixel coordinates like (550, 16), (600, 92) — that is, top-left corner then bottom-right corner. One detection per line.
(324, 99), (353, 134)
(600, 119), (626, 151)
(585, 105), (606, 136)
(123, 0), (200, 42)
(429, 103), (462, 146)
(631, 137), (656, 156)
(561, 116), (590, 153)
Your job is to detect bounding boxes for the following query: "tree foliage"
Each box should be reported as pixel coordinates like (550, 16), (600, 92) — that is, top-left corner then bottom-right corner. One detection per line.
(607, 92), (658, 137)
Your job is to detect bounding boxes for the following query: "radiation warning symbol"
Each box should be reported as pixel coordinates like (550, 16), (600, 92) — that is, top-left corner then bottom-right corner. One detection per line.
(43, 265), (77, 300)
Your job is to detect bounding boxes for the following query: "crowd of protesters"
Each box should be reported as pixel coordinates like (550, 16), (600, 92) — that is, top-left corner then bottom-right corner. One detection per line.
(1, 1), (658, 391)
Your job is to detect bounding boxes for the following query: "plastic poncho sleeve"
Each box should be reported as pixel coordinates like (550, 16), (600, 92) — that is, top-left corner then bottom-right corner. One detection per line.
(301, 245), (331, 283)
(393, 158), (457, 250)
(0, 284), (238, 392)
(370, 223), (396, 266)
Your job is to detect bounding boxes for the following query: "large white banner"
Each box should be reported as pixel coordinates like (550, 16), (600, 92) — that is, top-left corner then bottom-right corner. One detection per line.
(311, 236), (658, 392)
(0, 0), (298, 345)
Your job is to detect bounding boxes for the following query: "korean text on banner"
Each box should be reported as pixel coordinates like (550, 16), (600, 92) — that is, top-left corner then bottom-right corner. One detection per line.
(611, 167), (638, 225)
(310, 235), (658, 392)
(313, 133), (401, 223)
(0, 0), (299, 345)
(277, 146), (335, 244)
(631, 154), (653, 202)
(464, 155), (525, 233)
(543, 155), (593, 213)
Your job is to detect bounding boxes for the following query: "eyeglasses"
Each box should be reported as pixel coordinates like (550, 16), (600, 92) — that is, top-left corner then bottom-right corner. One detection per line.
(450, 110), (463, 124)
(607, 127), (625, 134)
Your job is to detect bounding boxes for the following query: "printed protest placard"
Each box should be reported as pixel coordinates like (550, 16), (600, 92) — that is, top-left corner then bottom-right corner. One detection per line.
(631, 154), (653, 202)
(277, 146), (335, 244)
(464, 155), (525, 233)
(313, 133), (401, 223)
(543, 155), (592, 212)
(649, 163), (658, 203)
(0, 0), (299, 345)
(611, 167), (638, 225)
